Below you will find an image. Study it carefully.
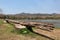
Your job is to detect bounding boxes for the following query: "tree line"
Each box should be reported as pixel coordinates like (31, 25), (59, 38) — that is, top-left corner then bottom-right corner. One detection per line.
(0, 13), (60, 20)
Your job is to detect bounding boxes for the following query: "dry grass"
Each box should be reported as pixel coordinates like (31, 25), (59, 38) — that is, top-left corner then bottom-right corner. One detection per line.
(0, 19), (60, 40)
(0, 24), (49, 40)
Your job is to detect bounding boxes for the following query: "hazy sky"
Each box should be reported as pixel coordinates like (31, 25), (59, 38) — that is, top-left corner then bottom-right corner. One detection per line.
(0, 0), (60, 14)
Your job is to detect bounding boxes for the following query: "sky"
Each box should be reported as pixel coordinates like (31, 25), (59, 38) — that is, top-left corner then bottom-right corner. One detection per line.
(0, 0), (60, 14)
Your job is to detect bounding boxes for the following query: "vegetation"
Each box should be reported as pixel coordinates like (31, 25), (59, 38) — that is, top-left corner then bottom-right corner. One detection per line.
(0, 19), (60, 40)
(0, 19), (51, 40)
(0, 19), (4, 25)
(0, 13), (60, 20)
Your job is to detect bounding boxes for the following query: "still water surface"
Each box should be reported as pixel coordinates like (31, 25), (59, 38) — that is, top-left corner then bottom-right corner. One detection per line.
(19, 20), (60, 28)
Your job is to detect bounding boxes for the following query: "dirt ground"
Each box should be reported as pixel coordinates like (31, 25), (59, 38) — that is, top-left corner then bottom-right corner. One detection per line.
(33, 28), (60, 40)
(54, 29), (60, 40)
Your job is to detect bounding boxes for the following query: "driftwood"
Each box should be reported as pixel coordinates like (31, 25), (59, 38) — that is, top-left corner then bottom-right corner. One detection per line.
(5, 19), (54, 31)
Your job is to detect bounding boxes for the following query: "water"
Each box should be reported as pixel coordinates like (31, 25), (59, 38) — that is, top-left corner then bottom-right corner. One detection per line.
(39, 20), (60, 28)
(19, 19), (60, 28)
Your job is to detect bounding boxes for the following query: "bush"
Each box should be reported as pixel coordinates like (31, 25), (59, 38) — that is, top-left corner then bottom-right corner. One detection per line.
(11, 27), (37, 37)
(11, 28), (31, 34)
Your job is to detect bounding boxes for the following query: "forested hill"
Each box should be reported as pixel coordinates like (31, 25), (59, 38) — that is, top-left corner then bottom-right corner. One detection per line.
(0, 13), (60, 19)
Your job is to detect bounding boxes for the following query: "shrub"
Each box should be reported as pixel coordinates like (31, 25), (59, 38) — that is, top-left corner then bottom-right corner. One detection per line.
(11, 28), (31, 34)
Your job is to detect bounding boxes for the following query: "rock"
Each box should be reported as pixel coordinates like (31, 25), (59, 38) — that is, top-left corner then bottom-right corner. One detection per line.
(3, 20), (6, 23)
(15, 24), (26, 29)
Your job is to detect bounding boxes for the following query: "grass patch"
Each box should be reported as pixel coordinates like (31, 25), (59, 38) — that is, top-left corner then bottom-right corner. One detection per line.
(11, 28), (30, 34)
(11, 28), (37, 37)
(0, 19), (4, 25)
(0, 19), (37, 37)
